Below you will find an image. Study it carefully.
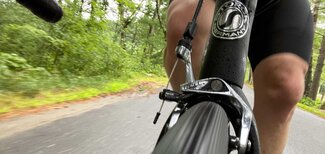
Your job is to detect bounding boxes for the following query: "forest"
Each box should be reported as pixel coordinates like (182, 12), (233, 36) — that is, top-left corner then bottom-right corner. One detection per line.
(0, 0), (168, 113)
(0, 0), (325, 116)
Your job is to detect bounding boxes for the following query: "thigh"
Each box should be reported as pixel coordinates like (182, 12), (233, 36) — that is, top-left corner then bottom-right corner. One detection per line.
(248, 0), (313, 70)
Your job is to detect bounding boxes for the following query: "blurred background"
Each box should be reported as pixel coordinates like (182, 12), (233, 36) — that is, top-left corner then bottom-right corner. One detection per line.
(0, 0), (168, 114)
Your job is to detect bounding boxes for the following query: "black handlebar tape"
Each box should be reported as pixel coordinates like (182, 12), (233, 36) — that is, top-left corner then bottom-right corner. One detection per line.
(16, 0), (63, 23)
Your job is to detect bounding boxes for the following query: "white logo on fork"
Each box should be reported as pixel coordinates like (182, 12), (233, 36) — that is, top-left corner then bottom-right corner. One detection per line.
(212, 0), (249, 40)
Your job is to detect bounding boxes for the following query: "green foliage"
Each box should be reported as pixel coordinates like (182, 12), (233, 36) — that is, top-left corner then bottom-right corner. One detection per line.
(0, 75), (167, 114)
(0, 24), (66, 71)
(0, 52), (50, 95)
(300, 97), (322, 108)
(297, 103), (325, 119)
(0, 0), (169, 114)
(0, 0), (167, 97)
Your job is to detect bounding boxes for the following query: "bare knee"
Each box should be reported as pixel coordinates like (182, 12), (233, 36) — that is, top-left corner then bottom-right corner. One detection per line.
(254, 53), (308, 111)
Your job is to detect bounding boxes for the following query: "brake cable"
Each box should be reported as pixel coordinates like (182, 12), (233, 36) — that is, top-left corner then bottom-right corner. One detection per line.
(153, 0), (204, 124)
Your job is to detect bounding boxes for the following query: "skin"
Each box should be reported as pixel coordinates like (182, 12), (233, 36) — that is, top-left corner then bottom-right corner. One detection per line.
(165, 0), (215, 91)
(165, 0), (309, 153)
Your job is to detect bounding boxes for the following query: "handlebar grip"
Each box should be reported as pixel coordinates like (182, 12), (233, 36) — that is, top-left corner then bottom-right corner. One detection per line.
(17, 0), (63, 23)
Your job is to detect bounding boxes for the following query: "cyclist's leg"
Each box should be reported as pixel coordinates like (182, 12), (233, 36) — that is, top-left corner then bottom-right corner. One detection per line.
(249, 0), (313, 153)
(253, 54), (308, 153)
(165, 0), (215, 91)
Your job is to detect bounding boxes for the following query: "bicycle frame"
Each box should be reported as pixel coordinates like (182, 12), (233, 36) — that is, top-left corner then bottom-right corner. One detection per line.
(200, 0), (257, 87)
(158, 0), (260, 153)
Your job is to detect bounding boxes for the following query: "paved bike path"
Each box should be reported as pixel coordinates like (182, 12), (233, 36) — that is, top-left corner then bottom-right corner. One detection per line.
(0, 87), (324, 154)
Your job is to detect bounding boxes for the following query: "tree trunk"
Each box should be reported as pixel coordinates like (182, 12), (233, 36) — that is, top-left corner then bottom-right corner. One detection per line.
(131, 26), (138, 45)
(143, 3), (157, 58)
(79, 0), (84, 14)
(321, 85), (325, 109)
(116, 0), (145, 49)
(305, 57), (313, 96)
(309, 35), (325, 100)
(321, 104), (325, 110)
(90, 0), (98, 20)
(321, 91), (325, 109)
(305, 0), (321, 96)
(117, 2), (126, 48)
(155, 0), (166, 39)
(101, 0), (108, 11)
(117, 2), (134, 49)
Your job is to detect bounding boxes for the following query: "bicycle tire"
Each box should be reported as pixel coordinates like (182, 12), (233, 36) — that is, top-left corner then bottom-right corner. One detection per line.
(247, 117), (260, 154)
(153, 101), (229, 154)
(155, 107), (178, 143)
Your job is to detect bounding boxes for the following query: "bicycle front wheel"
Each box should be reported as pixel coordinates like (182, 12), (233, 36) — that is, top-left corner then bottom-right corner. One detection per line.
(153, 101), (229, 154)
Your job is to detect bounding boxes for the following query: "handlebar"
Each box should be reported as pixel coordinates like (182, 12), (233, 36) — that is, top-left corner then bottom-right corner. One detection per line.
(16, 0), (63, 23)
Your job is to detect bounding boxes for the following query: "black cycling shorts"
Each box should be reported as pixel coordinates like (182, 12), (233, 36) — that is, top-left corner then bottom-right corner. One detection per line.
(249, 0), (313, 70)
(169, 0), (314, 70)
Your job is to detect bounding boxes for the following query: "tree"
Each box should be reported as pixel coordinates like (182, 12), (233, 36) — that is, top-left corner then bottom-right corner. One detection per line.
(155, 0), (166, 39)
(116, 0), (145, 48)
(142, 0), (157, 59)
(309, 34), (325, 100)
(0, 0), (169, 93)
(319, 84), (325, 102)
(305, 0), (322, 96)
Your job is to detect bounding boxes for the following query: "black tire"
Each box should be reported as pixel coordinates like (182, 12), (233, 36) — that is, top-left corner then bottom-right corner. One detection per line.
(247, 118), (261, 154)
(153, 101), (229, 154)
(155, 107), (177, 144)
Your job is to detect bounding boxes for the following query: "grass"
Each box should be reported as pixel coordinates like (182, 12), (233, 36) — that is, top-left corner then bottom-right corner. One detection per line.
(297, 103), (325, 119)
(3, 71), (325, 120)
(0, 74), (167, 114)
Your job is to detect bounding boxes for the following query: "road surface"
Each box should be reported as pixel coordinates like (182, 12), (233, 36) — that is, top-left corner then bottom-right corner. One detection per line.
(0, 86), (325, 154)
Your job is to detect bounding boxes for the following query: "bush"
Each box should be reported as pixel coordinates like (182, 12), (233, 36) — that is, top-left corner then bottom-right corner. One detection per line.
(0, 52), (51, 96)
(300, 97), (322, 108)
(321, 103), (325, 110)
(0, 24), (66, 71)
(0, 52), (117, 96)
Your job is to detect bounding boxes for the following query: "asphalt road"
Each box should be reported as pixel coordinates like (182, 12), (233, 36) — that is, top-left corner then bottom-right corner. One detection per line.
(0, 86), (325, 154)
